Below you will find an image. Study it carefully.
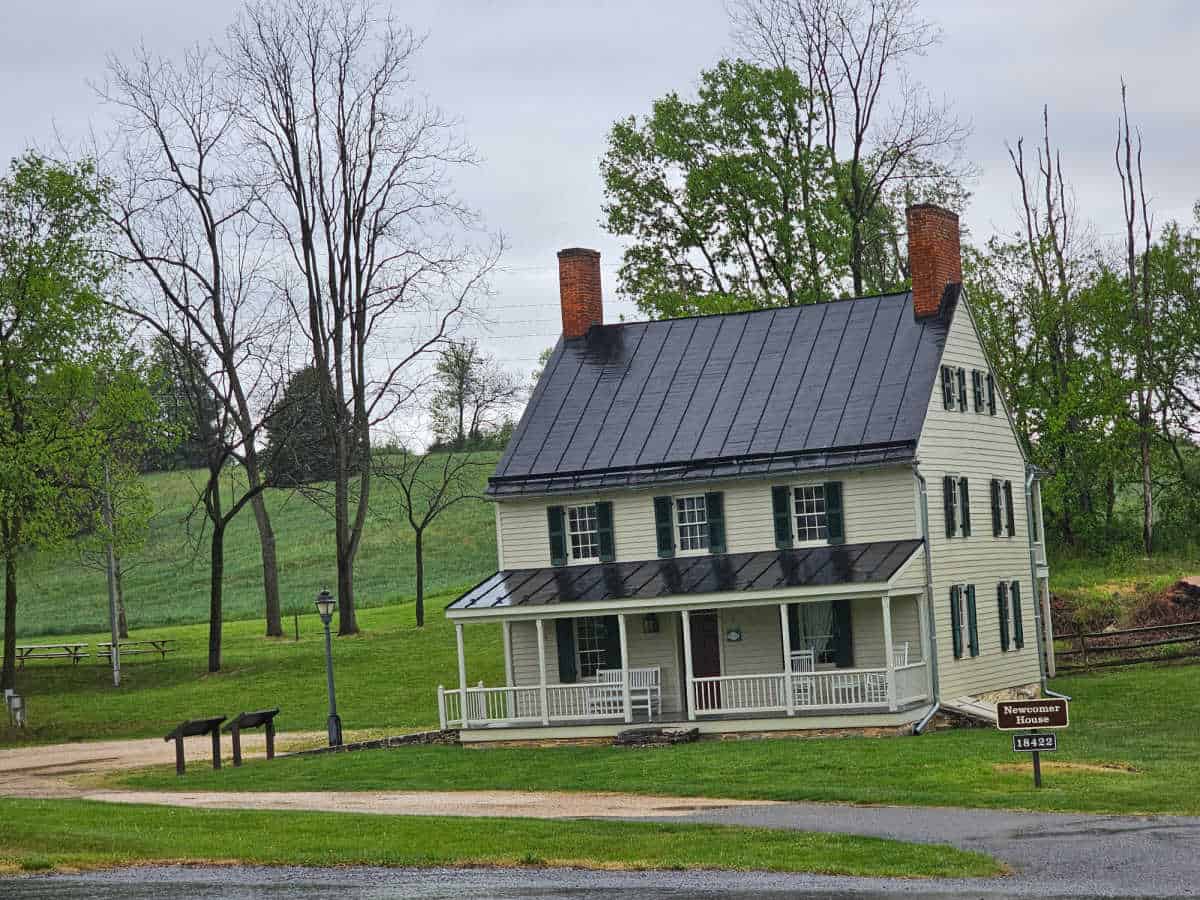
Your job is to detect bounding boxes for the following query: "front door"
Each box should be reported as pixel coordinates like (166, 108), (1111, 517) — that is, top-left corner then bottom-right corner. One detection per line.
(689, 612), (722, 710)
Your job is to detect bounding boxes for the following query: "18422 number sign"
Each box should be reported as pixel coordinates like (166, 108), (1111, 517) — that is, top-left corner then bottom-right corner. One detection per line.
(1013, 732), (1057, 753)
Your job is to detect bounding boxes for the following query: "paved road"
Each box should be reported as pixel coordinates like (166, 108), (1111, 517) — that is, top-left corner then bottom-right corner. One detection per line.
(667, 802), (1200, 897)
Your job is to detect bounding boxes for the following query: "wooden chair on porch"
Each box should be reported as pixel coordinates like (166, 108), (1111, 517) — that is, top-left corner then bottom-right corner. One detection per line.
(789, 650), (815, 706)
(593, 667), (661, 720)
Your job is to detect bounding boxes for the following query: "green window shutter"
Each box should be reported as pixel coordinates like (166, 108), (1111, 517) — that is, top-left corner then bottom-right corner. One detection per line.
(555, 618), (577, 683)
(599, 615), (623, 668)
(547, 506), (567, 567)
(705, 491), (727, 554)
(950, 586), (963, 659)
(998, 581), (1010, 652)
(653, 496), (675, 558)
(596, 501), (615, 562)
(831, 599), (853, 668)
(1003, 480), (1015, 536)
(941, 366), (954, 409)
(787, 603), (800, 650)
(772, 485), (794, 549)
(823, 481), (844, 544)
(972, 369), (984, 411)
(966, 584), (979, 657)
(990, 480), (1002, 537)
(1012, 580), (1025, 649)
(987, 372), (997, 415)
(942, 476), (956, 538)
(959, 476), (971, 537)
(957, 367), (968, 411)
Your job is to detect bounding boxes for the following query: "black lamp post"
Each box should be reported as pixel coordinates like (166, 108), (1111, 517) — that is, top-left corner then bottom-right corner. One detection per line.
(315, 589), (343, 747)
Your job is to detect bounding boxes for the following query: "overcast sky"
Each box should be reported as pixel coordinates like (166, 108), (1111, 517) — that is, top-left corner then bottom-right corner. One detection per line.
(2, 0), (1197, 380)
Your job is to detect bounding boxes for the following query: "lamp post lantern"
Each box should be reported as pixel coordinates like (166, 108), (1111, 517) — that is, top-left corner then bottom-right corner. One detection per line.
(315, 589), (343, 746)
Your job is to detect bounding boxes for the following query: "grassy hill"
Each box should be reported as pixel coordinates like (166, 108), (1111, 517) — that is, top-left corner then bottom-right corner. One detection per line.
(14, 454), (500, 638)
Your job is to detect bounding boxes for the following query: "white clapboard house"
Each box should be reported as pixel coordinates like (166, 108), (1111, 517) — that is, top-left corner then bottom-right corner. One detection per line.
(438, 205), (1054, 743)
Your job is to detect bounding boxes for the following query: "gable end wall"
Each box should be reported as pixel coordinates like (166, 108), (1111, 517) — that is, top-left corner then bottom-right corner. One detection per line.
(917, 298), (1042, 698)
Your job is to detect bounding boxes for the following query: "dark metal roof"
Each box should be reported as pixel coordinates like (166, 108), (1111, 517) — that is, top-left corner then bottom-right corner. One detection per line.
(447, 540), (923, 612)
(490, 292), (950, 496)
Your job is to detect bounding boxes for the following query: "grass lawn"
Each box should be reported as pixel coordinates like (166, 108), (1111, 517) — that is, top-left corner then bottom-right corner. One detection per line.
(14, 456), (500, 637)
(1050, 546), (1198, 626)
(0, 596), (500, 746)
(120, 662), (1200, 816)
(0, 799), (1001, 878)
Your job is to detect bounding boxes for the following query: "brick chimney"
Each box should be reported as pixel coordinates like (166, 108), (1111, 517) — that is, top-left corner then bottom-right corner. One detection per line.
(558, 247), (603, 338)
(906, 205), (962, 318)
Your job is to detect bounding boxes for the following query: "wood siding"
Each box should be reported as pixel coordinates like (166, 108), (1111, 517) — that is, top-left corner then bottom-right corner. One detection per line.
(493, 467), (919, 569)
(917, 300), (1042, 698)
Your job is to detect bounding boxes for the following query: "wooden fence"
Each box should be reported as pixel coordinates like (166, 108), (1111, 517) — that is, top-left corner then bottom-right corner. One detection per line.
(1056, 619), (1200, 671)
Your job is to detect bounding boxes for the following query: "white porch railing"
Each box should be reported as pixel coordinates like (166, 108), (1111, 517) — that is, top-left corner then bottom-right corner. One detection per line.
(441, 662), (929, 728)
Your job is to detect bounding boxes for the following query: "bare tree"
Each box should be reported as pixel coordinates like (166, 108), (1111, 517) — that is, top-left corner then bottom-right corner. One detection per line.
(731, 0), (969, 294)
(373, 445), (485, 627)
(1115, 81), (1156, 555)
(226, 0), (501, 634)
(100, 45), (290, 638)
(430, 340), (522, 450)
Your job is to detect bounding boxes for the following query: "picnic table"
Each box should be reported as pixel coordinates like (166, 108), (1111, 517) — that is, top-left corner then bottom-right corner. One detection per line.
(97, 639), (177, 662)
(12, 643), (89, 669)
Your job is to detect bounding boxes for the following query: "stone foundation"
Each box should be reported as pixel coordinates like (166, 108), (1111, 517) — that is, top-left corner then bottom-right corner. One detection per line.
(975, 682), (1041, 703)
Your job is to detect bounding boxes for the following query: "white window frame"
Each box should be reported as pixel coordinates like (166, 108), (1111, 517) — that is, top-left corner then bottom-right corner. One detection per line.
(673, 494), (710, 555)
(574, 616), (610, 679)
(566, 503), (600, 564)
(956, 584), (970, 659)
(791, 483), (829, 545)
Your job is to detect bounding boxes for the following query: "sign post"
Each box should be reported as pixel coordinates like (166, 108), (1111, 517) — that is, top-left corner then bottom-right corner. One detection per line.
(997, 699), (1069, 789)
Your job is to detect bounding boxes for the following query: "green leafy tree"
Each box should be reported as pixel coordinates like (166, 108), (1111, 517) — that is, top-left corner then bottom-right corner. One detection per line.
(602, 60), (849, 317)
(140, 336), (219, 473)
(263, 366), (339, 487)
(429, 340), (521, 451)
(0, 153), (154, 689)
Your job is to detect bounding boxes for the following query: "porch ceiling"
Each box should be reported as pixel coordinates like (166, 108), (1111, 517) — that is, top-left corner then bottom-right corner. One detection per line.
(447, 539), (922, 614)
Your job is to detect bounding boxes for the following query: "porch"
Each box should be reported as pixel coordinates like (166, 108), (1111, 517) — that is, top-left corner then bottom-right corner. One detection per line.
(439, 592), (932, 734)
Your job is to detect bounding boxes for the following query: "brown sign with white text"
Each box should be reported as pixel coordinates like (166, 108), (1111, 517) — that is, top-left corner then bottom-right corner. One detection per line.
(996, 698), (1069, 731)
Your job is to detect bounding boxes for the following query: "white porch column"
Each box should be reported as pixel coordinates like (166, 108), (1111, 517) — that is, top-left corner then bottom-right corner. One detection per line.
(455, 622), (469, 728)
(681, 609), (696, 721)
(502, 621), (514, 687)
(617, 613), (633, 723)
(779, 603), (795, 716)
(917, 591), (934, 701)
(882, 594), (897, 711)
(535, 618), (550, 726)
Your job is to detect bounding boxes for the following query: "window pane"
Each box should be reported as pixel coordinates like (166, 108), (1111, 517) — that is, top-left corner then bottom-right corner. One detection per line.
(567, 504), (599, 560)
(675, 495), (709, 551)
(792, 485), (828, 542)
(575, 616), (608, 678)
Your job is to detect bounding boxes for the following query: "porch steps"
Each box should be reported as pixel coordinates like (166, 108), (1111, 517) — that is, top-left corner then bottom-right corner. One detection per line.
(613, 726), (700, 748)
(941, 695), (999, 726)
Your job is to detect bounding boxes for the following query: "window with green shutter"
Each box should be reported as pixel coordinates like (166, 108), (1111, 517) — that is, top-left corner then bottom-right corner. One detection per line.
(956, 367), (968, 412)
(705, 491), (727, 553)
(941, 366), (954, 409)
(972, 369), (984, 411)
(998, 581), (1011, 652)
(966, 584), (979, 657)
(1012, 580), (1025, 649)
(990, 480), (1002, 537)
(986, 372), (997, 415)
(555, 618), (576, 682)
(950, 585), (964, 659)
(823, 481), (844, 544)
(595, 501), (615, 562)
(943, 476), (957, 538)
(1003, 480), (1016, 536)
(772, 485), (793, 548)
(959, 476), (971, 537)
(547, 506), (567, 567)
(653, 496), (675, 558)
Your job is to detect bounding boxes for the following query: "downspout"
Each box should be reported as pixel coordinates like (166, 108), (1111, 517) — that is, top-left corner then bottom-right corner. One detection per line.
(912, 465), (940, 734)
(1025, 466), (1049, 694)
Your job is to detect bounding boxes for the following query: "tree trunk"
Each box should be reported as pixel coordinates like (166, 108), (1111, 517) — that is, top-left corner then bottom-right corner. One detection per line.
(2, 554), (16, 692)
(114, 550), (129, 640)
(414, 529), (425, 628)
(1104, 475), (1117, 534)
(1140, 421), (1153, 556)
(334, 459), (359, 636)
(250, 493), (284, 637)
(208, 524), (225, 673)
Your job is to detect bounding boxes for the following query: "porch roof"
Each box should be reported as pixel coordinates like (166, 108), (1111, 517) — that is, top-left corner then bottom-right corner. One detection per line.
(447, 539), (923, 613)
